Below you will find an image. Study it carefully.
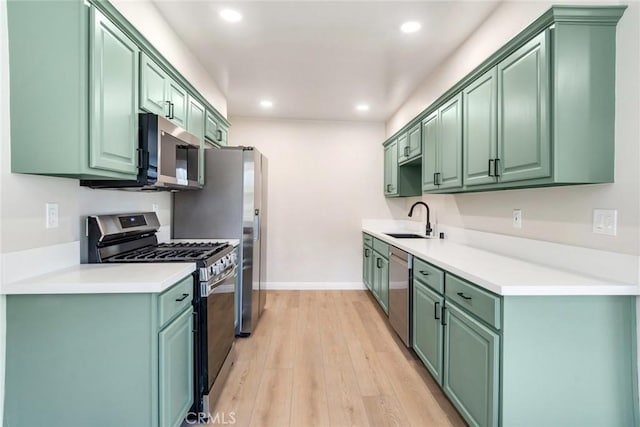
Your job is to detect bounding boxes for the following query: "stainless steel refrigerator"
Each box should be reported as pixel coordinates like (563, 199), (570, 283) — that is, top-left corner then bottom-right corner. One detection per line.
(173, 147), (267, 336)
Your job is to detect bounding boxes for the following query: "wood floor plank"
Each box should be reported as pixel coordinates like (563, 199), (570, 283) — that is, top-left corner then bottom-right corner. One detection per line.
(362, 394), (411, 427)
(248, 368), (293, 427)
(210, 290), (466, 427)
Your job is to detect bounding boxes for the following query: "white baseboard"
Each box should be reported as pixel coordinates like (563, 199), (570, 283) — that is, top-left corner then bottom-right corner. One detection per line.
(264, 282), (367, 290)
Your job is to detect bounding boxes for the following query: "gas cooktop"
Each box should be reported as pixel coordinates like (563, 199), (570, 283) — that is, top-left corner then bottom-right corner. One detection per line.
(106, 242), (230, 263)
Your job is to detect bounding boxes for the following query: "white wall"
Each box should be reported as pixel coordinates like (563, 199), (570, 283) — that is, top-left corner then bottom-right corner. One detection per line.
(388, 0), (640, 257)
(229, 117), (400, 286)
(0, 1), (227, 422)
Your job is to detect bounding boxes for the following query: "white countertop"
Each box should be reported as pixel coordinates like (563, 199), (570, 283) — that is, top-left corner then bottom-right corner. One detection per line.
(3, 263), (197, 295)
(363, 226), (639, 296)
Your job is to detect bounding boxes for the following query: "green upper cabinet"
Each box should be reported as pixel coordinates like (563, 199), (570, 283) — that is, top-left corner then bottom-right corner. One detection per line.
(8, 1), (136, 179)
(167, 79), (188, 128)
(7, 0), (230, 181)
(497, 31), (550, 183)
(140, 52), (169, 116)
(422, 94), (463, 193)
(89, 8), (140, 176)
(422, 112), (438, 192)
(387, 6), (624, 194)
(463, 68), (497, 188)
(399, 123), (422, 165)
(140, 52), (191, 131)
(187, 95), (205, 141)
(186, 96), (206, 186)
(205, 110), (219, 144)
(384, 140), (399, 196)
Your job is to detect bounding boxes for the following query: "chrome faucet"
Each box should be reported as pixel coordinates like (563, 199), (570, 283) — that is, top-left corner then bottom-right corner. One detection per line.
(408, 201), (433, 236)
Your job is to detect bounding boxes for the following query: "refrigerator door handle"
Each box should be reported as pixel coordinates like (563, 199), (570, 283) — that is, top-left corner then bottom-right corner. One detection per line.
(254, 209), (260, 241)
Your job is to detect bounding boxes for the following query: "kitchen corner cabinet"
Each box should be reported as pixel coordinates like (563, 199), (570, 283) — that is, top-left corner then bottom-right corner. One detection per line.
(384, 139), (421, 198)
(8, 1), (138, 179)
(409, 263), (638, 427)
(4, 275), (195, 427)
(422, 94), (463, 193)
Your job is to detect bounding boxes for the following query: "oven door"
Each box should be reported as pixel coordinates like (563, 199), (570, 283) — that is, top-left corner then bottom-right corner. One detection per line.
(205, 264), (237, 393)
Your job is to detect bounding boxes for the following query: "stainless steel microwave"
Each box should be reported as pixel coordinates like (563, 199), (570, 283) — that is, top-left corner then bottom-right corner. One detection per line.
(81, 113), (202, 191)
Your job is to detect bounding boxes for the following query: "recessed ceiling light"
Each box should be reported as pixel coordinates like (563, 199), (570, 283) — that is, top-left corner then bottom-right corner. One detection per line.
(220, 9), (242, 23)
(356, 104), (370, 112)
(401, 21), (421, 33)
(260, 100), (273, 108)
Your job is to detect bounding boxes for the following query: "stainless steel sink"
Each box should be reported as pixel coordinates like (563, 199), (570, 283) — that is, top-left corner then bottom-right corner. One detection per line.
(384, 233), (428, 239)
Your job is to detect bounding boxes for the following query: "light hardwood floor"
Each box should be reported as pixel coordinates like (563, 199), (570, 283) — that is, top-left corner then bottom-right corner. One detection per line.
(210, 290), (466, 427)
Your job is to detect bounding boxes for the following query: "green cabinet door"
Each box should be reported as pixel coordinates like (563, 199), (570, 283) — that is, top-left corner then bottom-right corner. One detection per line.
(89, 7), (139, 175)
(407, 123), (422, 160)
(438, 93), (463, 189)
(186, 96), (205, 186)
(397, 133), (409, 163)
(167, 79), (188, 128)
(443, 303), (499, 427)
(497, 30), (550, 183)
(379, 255), (389, 315)
(140, 52), (169, 116)
(422, 112), (438, 192)
(159, 307), (194, 427)
(464, 68), (497, 187)
(363, 245), (373, 290)
(384, 140), (398, 196)
(205, 110), (218, 143)
(413, 280), (444, 385)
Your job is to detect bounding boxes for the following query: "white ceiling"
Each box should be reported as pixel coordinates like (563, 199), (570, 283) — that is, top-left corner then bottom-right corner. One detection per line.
(152, 1), (502, 122)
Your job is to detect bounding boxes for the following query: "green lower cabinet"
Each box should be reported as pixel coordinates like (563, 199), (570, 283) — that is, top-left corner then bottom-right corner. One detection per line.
(363, 244), (373, 290)
(159, 307), (194, 427)
(412, 279), (444, 385)
(443, 302), (500, 427)
(4, 276), (195, 427)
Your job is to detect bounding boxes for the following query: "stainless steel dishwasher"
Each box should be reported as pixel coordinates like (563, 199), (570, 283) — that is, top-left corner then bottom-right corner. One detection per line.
(388, 246), (412, 347)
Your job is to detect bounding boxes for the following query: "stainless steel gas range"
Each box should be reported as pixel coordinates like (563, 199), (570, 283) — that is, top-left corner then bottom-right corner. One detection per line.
(86, 212), (236, 417)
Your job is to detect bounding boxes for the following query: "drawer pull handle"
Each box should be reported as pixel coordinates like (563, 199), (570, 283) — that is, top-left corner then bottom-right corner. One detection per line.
(419, 270), (430, 276)
(434, 301), (440, 320)
(175, 293), (189, 302)
(457, 292), (472, 301)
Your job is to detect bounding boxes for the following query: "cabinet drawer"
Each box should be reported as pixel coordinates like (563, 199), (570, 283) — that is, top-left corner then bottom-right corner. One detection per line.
(413, 257), (444, 294)
(445, 274), (501, 330)
(159, 275), (193, 328)
(363, 233), (373, 247)
(373, 238), (389, 258)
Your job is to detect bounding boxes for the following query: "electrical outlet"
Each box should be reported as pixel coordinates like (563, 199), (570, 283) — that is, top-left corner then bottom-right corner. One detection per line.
(46, 203), (59, 229)
(152, 204), (159, 213)
(593, 209), (617, 236)
(512, 209), (522, 229)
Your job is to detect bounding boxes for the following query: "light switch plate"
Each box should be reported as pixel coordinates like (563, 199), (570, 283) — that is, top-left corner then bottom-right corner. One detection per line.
(46, 203), (59, 229)
(593, 209), (617, 236)
(512, 209), (522, 229)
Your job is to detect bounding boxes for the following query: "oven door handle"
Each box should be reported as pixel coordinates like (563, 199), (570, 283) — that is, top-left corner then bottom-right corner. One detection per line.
(206, 264), (237, 296)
